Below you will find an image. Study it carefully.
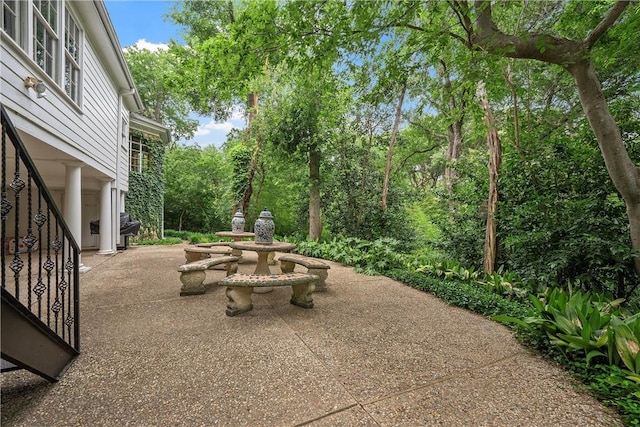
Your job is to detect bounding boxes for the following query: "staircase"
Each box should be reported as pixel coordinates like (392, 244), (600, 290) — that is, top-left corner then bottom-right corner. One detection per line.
(1, 105), (80, 382)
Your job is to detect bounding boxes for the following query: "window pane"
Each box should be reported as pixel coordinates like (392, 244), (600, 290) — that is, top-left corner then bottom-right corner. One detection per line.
(2, 0), (18, 41)
(34, 0), (56, 31)
(65, 8), (79, 62)
(33, 5), (57, 78)
(64, 8), (80, 102)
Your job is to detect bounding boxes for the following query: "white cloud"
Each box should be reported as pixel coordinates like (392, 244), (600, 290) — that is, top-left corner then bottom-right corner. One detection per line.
(126, 38), (168, 52)
(195, 120), (234, 136)
(230, 106), (245, 120)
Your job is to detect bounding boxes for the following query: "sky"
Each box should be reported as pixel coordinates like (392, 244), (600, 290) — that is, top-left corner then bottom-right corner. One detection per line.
(104, 0), (246, 148)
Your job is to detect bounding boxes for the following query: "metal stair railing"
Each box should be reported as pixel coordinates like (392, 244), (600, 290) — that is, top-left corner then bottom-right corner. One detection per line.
(1, 104), (80, 379)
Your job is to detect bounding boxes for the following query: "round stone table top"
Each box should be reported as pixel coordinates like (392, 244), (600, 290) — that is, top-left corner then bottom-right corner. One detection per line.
(215, 231), (255, 239)
(229, 240), (296, 253)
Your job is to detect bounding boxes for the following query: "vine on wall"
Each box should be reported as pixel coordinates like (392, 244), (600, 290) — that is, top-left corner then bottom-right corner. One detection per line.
(125, 131), (165, 240)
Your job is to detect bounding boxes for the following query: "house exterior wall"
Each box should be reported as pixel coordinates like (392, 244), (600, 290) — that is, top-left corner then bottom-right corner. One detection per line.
(1, 0), (142, 253)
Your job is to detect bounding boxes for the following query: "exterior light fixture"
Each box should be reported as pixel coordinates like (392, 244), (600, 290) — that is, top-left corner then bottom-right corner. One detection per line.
(24, 76), (47, 98)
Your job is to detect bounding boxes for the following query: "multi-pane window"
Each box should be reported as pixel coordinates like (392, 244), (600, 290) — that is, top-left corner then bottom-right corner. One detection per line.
(3, 0), (83, 105)
(64, 8), (80, 102)
(33, 0), (58, 78)
(130, 137), (151, 173)
(1, 0), (18, 42)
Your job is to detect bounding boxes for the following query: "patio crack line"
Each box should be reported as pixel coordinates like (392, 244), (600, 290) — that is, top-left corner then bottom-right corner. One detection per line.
(360, 350), (527, 407)
(293, 403), (372, 427)
(276, 313), (382, 426)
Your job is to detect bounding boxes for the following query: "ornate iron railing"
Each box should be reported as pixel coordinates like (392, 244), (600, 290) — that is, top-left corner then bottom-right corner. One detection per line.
(1, 104), (80, 352)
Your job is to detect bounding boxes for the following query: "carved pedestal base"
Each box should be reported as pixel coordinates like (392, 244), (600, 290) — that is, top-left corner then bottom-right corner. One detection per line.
(290, 282), (315, 308)
(180, 270), (207, 296)
(308, 269), (328, 292)
(225, 286), (254, 316)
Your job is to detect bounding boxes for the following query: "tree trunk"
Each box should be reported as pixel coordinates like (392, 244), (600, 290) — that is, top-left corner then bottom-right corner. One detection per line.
(466, 0), (640, 276)
(241, 92), (261, 215)
(382, 82), (407, 210)
(441, 61), (464, 195)
(568, 59), (640, 276)
(309, 142), (322, 240)
(477, 82), (502, 275)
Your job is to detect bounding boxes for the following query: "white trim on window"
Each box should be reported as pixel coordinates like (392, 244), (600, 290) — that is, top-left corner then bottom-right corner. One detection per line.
(32, 0), (58, 79)
(64, 6), (80, 103)
(129, 135), (151, 173)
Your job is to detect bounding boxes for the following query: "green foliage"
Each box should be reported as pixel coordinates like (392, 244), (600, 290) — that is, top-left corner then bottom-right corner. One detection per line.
(295, 236), (406, 275)
(387, 269), (531, 320)
(588, 365), (640, 427)
(124, 46), (198, 141)
(494, 288), (639, 378)
(135, 237), (182, 246)
(163, 145), (232, 233)
(164, 229), (222, 244)
(126, 132), (165, 241)
(229, 143), (254, 207)
(497, 125), (637, 298)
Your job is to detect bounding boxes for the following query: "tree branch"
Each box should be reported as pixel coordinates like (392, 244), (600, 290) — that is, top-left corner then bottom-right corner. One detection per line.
(408, 120), (448, 141)
(393, 146), (441, 178)
(471, 0), (582, 67)
(584, 1), (631, 49)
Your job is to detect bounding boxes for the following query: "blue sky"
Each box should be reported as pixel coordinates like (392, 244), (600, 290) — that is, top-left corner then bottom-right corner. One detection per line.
(104, 0), (246, 148)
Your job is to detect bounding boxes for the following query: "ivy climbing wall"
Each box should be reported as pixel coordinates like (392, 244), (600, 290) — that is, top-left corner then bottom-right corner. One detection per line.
(125, 131), (165, 240)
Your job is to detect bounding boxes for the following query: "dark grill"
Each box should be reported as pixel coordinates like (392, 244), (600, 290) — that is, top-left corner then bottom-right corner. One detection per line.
(90, 212), (140, 249)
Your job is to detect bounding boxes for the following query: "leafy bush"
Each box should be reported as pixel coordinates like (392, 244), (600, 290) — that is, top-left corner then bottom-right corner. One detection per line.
(164, 229), (221, 244)
(295, 236), (406, 275)
(386, 269), (531, 319)
(135, 237), (182, 246)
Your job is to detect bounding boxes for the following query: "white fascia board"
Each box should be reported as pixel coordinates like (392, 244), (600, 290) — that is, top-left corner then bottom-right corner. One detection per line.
(71, 0), (144, 112)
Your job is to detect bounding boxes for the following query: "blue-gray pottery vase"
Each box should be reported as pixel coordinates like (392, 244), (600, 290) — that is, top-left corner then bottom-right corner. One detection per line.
(231, 209), (245, 233)
(254, 208), (275, 244)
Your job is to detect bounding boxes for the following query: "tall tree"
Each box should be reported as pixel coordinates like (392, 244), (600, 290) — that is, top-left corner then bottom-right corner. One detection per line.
(452, 0), (640, 275)
(124, 46), (198, 142)
(168, 0), (282, 214)
(477, 81), (502, 274)
(260, 66), (345, 239)
(278, 0), (640, 280)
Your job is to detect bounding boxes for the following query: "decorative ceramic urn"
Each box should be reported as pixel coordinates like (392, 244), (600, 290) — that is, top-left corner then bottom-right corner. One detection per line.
(231, 209), (245, 233)
(254, 208), (275, 244)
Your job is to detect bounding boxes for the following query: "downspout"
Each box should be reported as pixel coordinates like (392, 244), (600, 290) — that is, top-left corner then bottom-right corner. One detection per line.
(117, 88), (136, 248)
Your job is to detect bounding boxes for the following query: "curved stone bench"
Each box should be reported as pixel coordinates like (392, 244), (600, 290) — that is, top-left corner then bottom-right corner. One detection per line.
(195, 242), (231, 248)
(278, 255), (330, 292)
(178, 256), (239, 296)
(184, 246), (232, 263)
(220, 272), (318, 316)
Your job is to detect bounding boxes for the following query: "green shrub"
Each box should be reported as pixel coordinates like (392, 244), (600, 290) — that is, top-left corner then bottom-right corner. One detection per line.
(135, 237), (182, 246)
(386, 269), (531, 319)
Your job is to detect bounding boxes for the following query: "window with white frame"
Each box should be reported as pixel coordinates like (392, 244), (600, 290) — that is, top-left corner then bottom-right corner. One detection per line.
(64, 7), (80, 102)
(2, 0), (83, 105)
(1, 0), (19, 42)
(33, 0), (58, 78)
(130, 136), (151, 173)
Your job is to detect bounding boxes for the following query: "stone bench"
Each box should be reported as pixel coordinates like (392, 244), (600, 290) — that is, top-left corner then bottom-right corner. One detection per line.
(220, 272), (318, 316)
(278, 255), (330, 292)
(195, 242), (231, 248)
(184, 246), (232, 263)
(178, 256), (239, 296)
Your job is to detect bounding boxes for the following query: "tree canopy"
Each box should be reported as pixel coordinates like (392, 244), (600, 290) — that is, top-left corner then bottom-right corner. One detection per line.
(153, 0), (640, 301)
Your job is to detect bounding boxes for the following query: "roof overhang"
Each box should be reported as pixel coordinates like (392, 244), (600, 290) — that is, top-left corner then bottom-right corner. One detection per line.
(71, 1), (144, 112)
(130, 113), (171, 145)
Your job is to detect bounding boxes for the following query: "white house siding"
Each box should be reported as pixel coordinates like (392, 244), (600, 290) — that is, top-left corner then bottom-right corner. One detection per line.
(1, 0), (142, 252)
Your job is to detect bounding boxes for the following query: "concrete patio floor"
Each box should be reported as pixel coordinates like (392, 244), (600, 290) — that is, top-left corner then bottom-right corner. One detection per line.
(1, 244), (623, 426)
